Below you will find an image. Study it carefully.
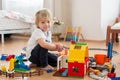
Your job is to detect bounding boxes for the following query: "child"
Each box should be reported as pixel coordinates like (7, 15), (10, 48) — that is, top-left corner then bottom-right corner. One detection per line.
(26, 9), (63, 70)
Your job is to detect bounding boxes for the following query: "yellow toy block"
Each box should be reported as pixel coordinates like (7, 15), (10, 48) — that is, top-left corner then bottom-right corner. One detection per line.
(68, 43), (89, 63)
(85, 46), (89, 57)
(9, 58), (17, 71)
(68, 50), (85, 63)
(1, 66), (7, 72)
(66, 26), (73, 32)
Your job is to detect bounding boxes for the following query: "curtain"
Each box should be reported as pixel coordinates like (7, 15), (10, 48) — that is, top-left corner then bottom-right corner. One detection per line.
(2, 0), (44, 16)
(43, 0), (55, 16)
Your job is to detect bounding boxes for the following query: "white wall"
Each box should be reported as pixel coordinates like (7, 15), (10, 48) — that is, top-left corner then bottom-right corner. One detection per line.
(71, 0), (120, 40)
(72, 0), (102, 40)
(101, 0), (120, 40)
(60, 0), (72, 37)
(0, 0), (2, 9)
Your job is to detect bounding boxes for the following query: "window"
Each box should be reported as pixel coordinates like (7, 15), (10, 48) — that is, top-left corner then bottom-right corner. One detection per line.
(2, 0), (44, 16)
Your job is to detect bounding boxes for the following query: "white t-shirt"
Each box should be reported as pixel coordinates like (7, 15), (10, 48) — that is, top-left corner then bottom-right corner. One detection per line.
(26, 27), (52, 58)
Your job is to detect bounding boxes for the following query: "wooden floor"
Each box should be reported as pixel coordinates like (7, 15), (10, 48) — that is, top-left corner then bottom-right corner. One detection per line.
(0, 35), (120, 80)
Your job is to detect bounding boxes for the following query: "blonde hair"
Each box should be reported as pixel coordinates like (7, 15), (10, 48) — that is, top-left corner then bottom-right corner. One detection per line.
(35, 8), (52, 26)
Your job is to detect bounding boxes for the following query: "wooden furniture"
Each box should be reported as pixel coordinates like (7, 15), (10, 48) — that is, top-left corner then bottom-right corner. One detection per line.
(0, 10), (33, 44)
(52, 33), (61, 41)
(106, 17), (120, 46)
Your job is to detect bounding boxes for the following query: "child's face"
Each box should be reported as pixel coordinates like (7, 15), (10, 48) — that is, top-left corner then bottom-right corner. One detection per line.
(38, 17), (51, 32)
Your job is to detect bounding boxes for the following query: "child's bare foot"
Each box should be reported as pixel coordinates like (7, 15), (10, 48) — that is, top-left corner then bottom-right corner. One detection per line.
(41, 65), (54, 70)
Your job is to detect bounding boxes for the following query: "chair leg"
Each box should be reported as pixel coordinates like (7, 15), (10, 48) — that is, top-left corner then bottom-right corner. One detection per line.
(115, 33), (119, 42)
(111, 33), (114, 42)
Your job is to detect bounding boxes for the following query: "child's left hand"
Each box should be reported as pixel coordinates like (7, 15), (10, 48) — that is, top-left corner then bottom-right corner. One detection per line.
(55, 43), (64, 52)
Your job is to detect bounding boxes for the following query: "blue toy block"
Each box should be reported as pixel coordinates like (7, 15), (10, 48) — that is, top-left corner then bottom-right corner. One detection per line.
(20, 64), (31, 70)
(0, 54), (8, 60)
(46, 69), (52, 73)
(107, 42), (113, 59)
(14, 64), (20, 68)
(111, 77), (120, 80)
(62, 68), (68, 76)
(72, 35), (77, 41)
(17, 54), (25, 59)
(23, 65), (31, 70)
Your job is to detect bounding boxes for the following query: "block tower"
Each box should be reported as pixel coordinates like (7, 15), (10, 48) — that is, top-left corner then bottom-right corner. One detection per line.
(68, 42), (89, 77)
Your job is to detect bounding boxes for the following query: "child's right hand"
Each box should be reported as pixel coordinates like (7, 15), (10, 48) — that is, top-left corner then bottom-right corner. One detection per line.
(55, 43), (63, 52)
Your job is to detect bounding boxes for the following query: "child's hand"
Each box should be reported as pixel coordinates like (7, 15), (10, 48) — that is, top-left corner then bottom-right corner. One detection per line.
(55, 43), (63, 52)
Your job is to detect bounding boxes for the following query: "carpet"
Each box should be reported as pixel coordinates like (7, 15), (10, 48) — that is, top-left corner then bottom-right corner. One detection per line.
(89, 48), (118, 56)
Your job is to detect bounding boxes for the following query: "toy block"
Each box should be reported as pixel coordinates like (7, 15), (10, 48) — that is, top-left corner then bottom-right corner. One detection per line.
(111, 77), (120, 80)
(57, 55), (68, 71)
(107, 72), (116, 78)
(62, 68), (68, 76)
(85, 57), (89, 72)
(69, 50), (85, 62)
(58, 68), (66, 73)
(21, 64), (31, 71)
(72, 35), (77, 41)
(105, 63), (113, 70)
(6, 55), (15, 61)
(71, 40), (76, 44)
(67, 27), (72, 32)
(46, 69), (53, 73)
(57, 56), (62, 70)
(67, 41), (89, 77)
(1, 66), (7, 72)
(107, 67), (116, 78)
(15, 64), (31, 71)
(62, 56), (68, 67)
(68, 62), (85, 77)
(107, 42), (113, 59)
(76, 42), (87, 45)
(9, 58), (17, 71)
(88, 68), (100, 75)
(1, 54), (8, 60)
(18, 54), (25, 59)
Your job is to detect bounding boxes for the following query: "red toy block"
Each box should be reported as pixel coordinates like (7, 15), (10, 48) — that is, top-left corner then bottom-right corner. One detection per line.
(85, 57), (89, 72)
(107, 72), (116, 78)
(68, 62), (85, 77)
(6, 55), (15, 61)
(58, 68), (67, 73)
(71, 40), (76, 44)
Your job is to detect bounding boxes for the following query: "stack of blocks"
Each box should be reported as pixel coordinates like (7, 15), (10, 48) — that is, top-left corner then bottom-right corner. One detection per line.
(68, 42), (89, 77)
